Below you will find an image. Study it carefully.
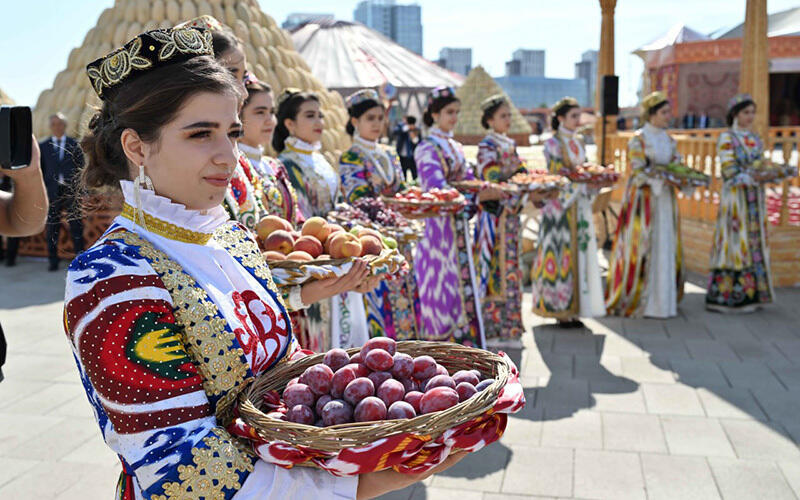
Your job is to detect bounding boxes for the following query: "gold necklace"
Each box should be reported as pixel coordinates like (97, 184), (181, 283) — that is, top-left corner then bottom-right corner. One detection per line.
(121, 203), (213, 245)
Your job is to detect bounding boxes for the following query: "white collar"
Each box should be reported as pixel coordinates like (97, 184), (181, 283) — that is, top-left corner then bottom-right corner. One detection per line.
(643, 122), (667, 135)
(285, 136), (321, 155)
(557, 127), (577, 140)
(353, 134), (378, 150)
(119, 180), (229, 238)
(52, 135), (65, 142)
(430, 127), (453, 139)
(237, 142), (263, 161)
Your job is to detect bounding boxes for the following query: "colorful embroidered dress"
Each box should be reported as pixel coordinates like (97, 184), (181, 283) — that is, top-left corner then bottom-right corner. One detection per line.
(223, 153), (267, 232)
(64, 181), (357, 499)
(706, 127), (773, 311)
(606, 123), (685, 318)
(474, 132), (527, 340)
(280, 136), (370, 351)
(238, 142), (303, 225)
(413, 127), (485, 347)
(339, 135), (420, 340)
(532, 129), (606, 320)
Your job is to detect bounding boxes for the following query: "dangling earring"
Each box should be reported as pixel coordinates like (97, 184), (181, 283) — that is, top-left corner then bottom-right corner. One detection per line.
(133, 164), (154, 231)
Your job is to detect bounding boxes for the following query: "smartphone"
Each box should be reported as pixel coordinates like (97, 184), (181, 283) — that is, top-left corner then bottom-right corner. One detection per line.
(0, 106), (33, 170)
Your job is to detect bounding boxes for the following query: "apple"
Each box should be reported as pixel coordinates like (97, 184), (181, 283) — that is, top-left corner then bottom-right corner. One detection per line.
(302, 217), (331, 244)
(256, 215), (292, 242)
(263, 250), (287, 261)
(382, 236), (398, 249)
(285, 250), (314, 262)
(359, 235), (383, 256)
(263, 230), (294, 255)
(294, 235), (323, 258)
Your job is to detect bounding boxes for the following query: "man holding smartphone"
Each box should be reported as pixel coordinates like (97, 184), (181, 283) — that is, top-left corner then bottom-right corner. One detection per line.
(40, 113), (84, 271)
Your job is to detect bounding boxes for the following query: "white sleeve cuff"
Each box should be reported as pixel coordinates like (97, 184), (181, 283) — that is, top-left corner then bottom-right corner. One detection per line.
(234, 459), (359, 500)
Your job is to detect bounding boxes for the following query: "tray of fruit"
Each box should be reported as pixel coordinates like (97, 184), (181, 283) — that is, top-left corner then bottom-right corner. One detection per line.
(382, 187), (467, 219)
(508, 170), (569, 192)
(257, 216), (407, 286)
(228, 338), (525, 476)
(647, 162), (710, 187)
(450, 180), (489, 194)
(560, 163), (620, 185)
(328, 200), (419, 244)
(750, 160), (798, 183)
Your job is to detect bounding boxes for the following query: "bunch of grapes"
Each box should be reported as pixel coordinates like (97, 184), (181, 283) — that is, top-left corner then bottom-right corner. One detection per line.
(269, 338), (495, 426)
(352, 198), (408, 228)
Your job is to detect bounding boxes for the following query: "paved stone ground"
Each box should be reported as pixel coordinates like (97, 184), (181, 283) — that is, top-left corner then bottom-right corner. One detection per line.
(1, 257), (799, 499)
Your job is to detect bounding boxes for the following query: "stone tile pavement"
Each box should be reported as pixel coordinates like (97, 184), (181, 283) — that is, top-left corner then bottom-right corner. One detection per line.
(1, 258), (799, 499)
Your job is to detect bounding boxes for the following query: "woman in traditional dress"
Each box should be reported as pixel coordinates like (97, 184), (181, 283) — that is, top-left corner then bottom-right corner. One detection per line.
(238, 75), (303, 225)
(531, 97), (606, 327)
(68, 26), (461, 499)
(339, 89), (420, 340)
(414, 86), (485, 347)
(275, 89), (378, 351)
(606, 91), (685, 318)
(474, 94), (528, 344)
(706, 94), (774, 312)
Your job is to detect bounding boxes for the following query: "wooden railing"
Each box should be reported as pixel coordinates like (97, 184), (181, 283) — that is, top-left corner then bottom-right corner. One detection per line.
(606, 126), (800, 226)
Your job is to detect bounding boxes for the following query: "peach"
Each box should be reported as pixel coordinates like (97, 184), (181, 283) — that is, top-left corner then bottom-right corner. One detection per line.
(256, 215), (292, 241)
(328, 224), (345, 235)
(264, 251), (287, 261)
(356, 227), (382, 240)
(329, 232), (363, 259)
(359, 235), (383, 256)
(294, 235), (323, 258)
(263, 230), (294, 255)
(301, 217), (331, 243)
(286, 250), (314, 262)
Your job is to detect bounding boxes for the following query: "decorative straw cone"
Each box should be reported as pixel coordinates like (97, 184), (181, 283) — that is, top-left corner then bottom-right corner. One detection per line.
(454, 65), (532, 137)
(31, 0), (350, 159)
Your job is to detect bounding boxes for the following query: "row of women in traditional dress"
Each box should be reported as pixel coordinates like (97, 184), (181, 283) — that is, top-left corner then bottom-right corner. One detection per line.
(538, 90), (775, 323)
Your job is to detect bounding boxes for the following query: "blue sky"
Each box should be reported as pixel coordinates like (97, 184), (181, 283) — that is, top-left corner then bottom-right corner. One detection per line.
(1, 1), (798, 108)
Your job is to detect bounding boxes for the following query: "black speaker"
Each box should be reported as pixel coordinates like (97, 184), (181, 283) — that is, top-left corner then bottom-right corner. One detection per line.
(600, 75), (619, 116)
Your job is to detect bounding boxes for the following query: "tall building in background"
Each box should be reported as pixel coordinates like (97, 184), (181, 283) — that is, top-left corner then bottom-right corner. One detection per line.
(354, 0), (422, 55)
(282, 13), (335, 31)
(574, 50), (598, 106)
(437, 48), (472, 75)
(505, 49), (545, 77)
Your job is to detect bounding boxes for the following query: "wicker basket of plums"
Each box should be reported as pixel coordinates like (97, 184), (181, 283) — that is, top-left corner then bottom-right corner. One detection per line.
(229, 338), (525, 476)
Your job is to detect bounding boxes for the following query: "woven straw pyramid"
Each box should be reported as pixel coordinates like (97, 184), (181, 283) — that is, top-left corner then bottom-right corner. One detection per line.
(454, 66), (531, 136)
(31, 0), (350, 163)
(0, 88), (13, 106)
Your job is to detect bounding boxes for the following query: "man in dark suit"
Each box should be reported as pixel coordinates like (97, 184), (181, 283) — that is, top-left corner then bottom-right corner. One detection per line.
(393, 115), (420, 181)
(40, 113), (84, 271)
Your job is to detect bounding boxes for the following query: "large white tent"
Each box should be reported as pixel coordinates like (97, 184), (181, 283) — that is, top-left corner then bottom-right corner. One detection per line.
(290, 20), (464, 119)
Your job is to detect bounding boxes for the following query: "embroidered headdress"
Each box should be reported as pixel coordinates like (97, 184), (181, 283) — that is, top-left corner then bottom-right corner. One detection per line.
(176, 15), (225, 32)
(427, 85), (457, 105)
(727, 93), (755, 113)
(552, 96), (580, 114)
(86, 27), (213, 99)
(480, 94), (508, 112)
(641, 91), (668, 116)
(277, 87), (303, 107)
(345, 89), (380, 109)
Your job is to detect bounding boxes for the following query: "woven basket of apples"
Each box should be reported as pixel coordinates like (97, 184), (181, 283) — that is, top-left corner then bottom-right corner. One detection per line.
(382, 187), (467, 219)
(257, 215), (406, 286)
(228, 337), (525, 476)
(560, 163), (620, 186)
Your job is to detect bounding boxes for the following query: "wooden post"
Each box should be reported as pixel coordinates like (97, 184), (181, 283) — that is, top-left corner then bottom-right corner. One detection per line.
(739, 0), (769, 139)
(595, 0), (617, 164)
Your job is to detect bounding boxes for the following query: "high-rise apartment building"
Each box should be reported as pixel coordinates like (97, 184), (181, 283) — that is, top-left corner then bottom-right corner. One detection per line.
(354, 0), (423, 55)
(437, 48), (472, 75)
(574, 50), (598, 106)
(505, 49), (545, 77)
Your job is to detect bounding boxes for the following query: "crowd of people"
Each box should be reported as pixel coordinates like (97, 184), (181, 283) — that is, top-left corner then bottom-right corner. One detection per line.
(0, 14), (780, 500)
